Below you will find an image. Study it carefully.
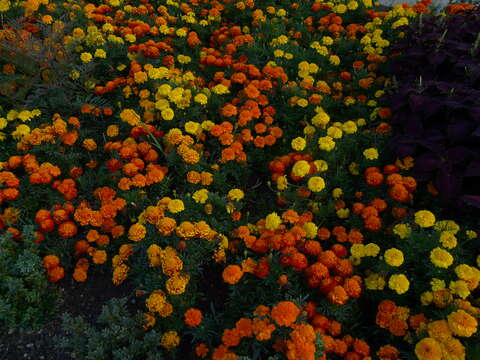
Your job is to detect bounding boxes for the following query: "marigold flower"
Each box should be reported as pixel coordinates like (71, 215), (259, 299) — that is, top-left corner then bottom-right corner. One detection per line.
(307, 176), (325, 192)
(222, 264), (243, 285)
(430, 247), (454, 268)
(128, 223), (146, 242)
(414, 337), (442, 360)
(384, 248), (404, 267)
(195, 344), (209, 358)
(271, 301), (301, 327)
(265, 212), (282, 230)
(388, 273), (410, 294)
(160, 331), (180, 350)
(415, 210), (436, 228)
(447, 310), (477, 337)
(184, 308), (203, 327)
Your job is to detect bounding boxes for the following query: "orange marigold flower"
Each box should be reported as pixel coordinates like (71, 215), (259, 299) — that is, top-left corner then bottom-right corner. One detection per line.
(195, 344), (209, 358)
(271, 301), (301, 327)
(57, 221), (78, 238)
(43, 255), (60, 269)
(377, 345), (400, 360)
(184, 308), (203, 327)
(47, 266), (65, 282)
(92, 250), (107, 264)
(222, 264), (243, 285)
(128, 223), (147, 242)
(222, 328), (241, 347)
(235, 318), (253, 338)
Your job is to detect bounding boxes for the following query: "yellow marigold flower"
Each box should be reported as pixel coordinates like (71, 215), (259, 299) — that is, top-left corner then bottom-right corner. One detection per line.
(466, 230), (477, 239)
(265, 212), (282, 230)
(335, 4), (347, 13)
(192, 189), (209, 204)
(80, 52), (92, 63)
(447, 310), (477, 337)
(291, 137), (306, 151)
(430, 247), (454, 268)
(228, 189), (244, 201)
(455, 264), (480, 282)
(364, 243), (380, 257)
(420, 291), (433, 306)
(303, 222), (318, 239)
(430, 278), (446, 291)
(384, 248), (404, 267)
(327, 126), (343, 139)
(277, 175), (288, 190)
(311, 111), (330, 127)
(347, 1), (359, 10)
(17, 110), (33, 122)
(439, 231), (457, 249)
(307, 176), (325, 192)
(332, 188), (343, 199)
(415, 338), (442, 360)
(318, 136), (335, 151)
(201, 120), (215, 131)
(434, 220), (460, 234)
(211, 84), (229, 95)
(128, 223), (146, 242)
(167, 199), (184, 213)
(363, 147), (379, 160)
(0, 118), (7, 130)
(292, 160), (310, 178)
(304, 125), (315, 135)
(415, 210), (436, 228)
(348, 162), (359, 175)
(393, 223), (411, 239)
(329, 55), (340, 66)
(322, 36), (333, 45)
(124, 33), (136, 43)
(365, 273), (385, 290)
(0, 0), (11, 12)
(336, 208), (350, 219)
(350, 244), (365, 258)
(12, 124), (31, 140)
(94, 48), (106, 58)
(342, 120), (357, 134)
(449, 280), (470, 299)
(194, 93), (208, 105)
(388, 273), (410, 294)
(161, 108), (175, 121)
(185, 121), (201, 135)
(161, 331), (180, 350)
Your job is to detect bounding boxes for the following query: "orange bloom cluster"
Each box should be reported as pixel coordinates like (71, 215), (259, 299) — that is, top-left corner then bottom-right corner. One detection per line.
(234, 211), (361, 305)
(376, 300), (410, 337)
(184, 308), (203, 327)
(0, 170), (20, 205)
(43, 254), (65, 282)
(104, 138), (168, 190)
(16, 114), (80, 151)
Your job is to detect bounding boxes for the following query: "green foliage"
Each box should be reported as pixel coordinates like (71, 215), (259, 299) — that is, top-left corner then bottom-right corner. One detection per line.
(0, 225), (60, 328)
(57, 297), (166, 360)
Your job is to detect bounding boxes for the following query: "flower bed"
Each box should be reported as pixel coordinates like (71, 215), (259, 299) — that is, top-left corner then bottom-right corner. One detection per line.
(0, 0), (479, 359)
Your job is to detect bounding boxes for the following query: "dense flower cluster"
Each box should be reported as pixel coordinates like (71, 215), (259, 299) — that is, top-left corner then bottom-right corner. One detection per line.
(1, 0), (479, 358)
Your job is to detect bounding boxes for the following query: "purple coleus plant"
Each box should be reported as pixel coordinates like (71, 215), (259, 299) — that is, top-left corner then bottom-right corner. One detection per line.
(385, 6), (480, 210)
